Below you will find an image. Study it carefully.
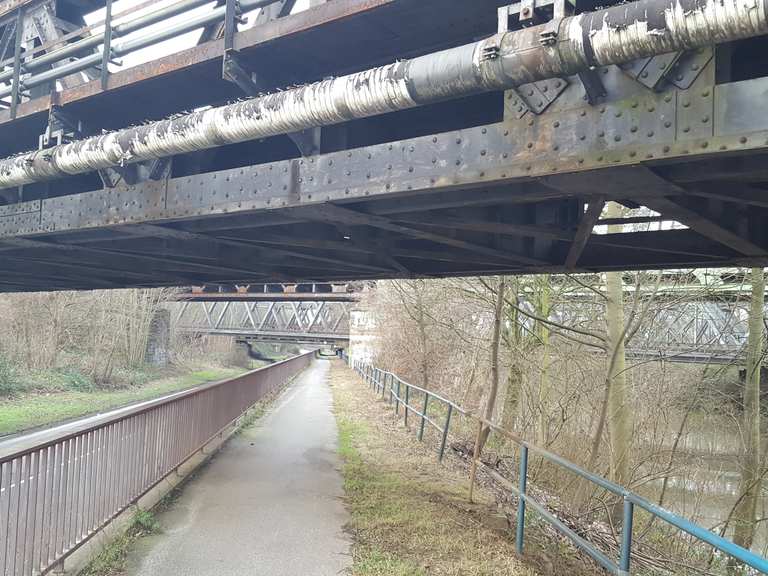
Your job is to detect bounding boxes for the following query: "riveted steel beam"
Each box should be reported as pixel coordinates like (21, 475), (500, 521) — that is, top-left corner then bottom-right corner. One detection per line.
(1, 65), (767, 241)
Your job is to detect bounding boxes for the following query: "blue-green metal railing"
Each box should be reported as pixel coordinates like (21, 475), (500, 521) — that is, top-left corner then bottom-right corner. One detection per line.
(349, 357), (460, 462)
(346, 356), (768, 576)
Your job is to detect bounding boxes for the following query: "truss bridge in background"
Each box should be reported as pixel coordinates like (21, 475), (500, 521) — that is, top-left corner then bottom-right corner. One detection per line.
(171, 298), (352, 345)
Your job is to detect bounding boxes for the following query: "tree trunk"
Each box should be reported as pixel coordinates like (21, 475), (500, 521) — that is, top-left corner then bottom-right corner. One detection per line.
(535, 274), (552, 446)
(502, 278), (522, 430)
(605, 267), (632, 488)
(416, 282), (430, 390)
(603, 204), (632, 492)
(479, 277), (506, 451)
(732, 267), (764, 554)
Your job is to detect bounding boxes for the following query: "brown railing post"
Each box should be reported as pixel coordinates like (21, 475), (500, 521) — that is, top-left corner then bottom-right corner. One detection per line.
(468, 419), (484, 503)
(403, 384), (410, 427)
(438, 404), (452, 461)
(418, 393), (428, 441)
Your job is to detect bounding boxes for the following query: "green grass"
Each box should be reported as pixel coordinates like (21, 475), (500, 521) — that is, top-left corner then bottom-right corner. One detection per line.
(355, 549), (425, 576)
(0, 367), (247, 437)
(332, 362), (537, 576)
(78, 509), (162, 576)
(337, 417), (428, 576)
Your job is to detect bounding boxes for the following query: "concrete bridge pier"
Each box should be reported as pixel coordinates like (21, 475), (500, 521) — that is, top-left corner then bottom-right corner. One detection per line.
(145, 309), (171, 367)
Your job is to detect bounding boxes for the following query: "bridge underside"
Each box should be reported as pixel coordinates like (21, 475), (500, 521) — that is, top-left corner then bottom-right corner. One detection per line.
(1, 0), (768, 291)
(2, 150), (767, 291)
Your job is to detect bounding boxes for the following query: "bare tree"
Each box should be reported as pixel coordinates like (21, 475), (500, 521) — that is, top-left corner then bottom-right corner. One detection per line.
(478, 277), (505, 451)
(731, 267), (764, 555)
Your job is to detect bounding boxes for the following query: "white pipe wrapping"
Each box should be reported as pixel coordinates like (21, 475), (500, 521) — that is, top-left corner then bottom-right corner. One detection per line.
(0, 0), (766, 190)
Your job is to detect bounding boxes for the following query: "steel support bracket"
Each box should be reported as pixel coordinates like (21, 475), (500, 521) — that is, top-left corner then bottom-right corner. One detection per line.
(577, 68), (607, 105)
(621, 48), (712, 92)
(667, 47), (714, 90)
(98, 158), (172, 188)
(39, 105), (82, 149)
(222, 50), (260, 97)
(222, 48), (320, 156)
(498, 0), (573, 31)
(511, 77), (569, 115)
(621, 52), (682, 91)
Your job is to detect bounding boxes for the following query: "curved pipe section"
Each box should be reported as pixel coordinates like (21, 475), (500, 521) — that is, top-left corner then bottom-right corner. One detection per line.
(0, 0), (765, 189)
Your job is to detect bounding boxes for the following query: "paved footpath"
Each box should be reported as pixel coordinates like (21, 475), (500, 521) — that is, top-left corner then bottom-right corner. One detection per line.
(125, 359), (352, 576)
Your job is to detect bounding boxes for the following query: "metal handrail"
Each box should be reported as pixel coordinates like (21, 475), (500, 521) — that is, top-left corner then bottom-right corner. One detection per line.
(0, 0), (176, 69)
(347, 357), (768, 575)
(0, 0), (281, 103)
(0, 351), (312, 576)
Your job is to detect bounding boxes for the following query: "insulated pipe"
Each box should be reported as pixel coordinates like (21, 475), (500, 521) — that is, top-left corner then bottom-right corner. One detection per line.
(0, 0), (766, 189)
(0, 0), (281, 93)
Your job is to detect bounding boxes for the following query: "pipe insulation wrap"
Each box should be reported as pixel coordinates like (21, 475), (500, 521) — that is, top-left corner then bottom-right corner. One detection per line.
(571, 0), (768, 67)
(1, 0), (766, 189)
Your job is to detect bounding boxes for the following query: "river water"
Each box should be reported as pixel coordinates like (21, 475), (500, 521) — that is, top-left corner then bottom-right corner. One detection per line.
(640, 418), (767, 556)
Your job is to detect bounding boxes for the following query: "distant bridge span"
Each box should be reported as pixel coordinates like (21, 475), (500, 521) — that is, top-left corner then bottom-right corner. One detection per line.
(172, 299), (351, 345)
(171, 292), (755, 363)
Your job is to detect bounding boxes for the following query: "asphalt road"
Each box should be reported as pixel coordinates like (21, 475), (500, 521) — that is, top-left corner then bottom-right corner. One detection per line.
(125, 358), (352, 576)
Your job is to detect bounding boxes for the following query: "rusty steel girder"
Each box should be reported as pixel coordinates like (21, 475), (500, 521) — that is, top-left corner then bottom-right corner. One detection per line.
(0, 0), (765, 189)
(0, 1), (767, 290)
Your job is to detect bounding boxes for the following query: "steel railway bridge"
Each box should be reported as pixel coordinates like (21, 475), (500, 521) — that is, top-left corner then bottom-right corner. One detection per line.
(2, 1), (768, 574)
(172, 297), (353, 345)
(0, 0), (767, 291)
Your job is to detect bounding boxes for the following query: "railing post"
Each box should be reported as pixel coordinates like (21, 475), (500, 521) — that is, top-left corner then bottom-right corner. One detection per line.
(418, 393), (429, 441)
(404, 384), (410, 427)
(395, 379), (401, 415)
(10, 7), (23, 120)
(516, 445), (529, 554)
(381, 372), (387, 399)
(388, 373), (393, 404)
(101, 0), (114, 91)
(224, 0), (239, 52)
(468, 419), (484, 503)
(438, 404), (452, 461)
(619, 498), (634, 575)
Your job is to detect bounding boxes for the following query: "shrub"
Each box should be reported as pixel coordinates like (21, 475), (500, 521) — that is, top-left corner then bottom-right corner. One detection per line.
(58, 368), (95, 392)
(131, 509), (161, 536)
(0, 354), (22, 397)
